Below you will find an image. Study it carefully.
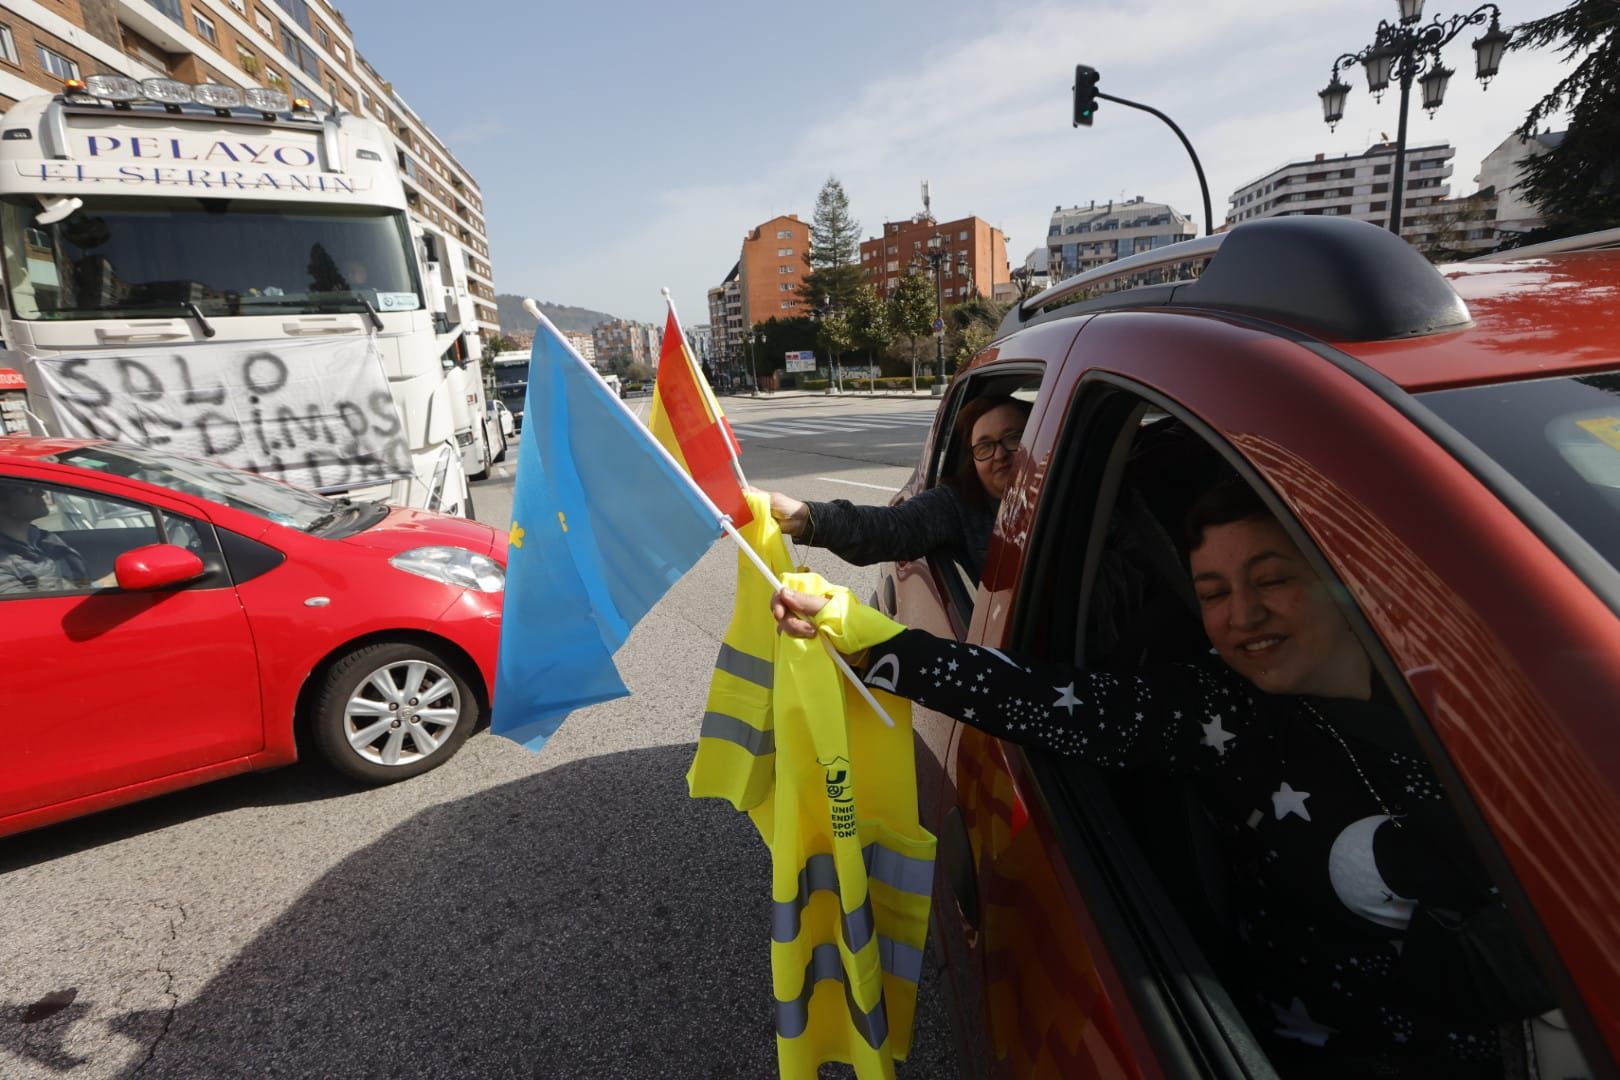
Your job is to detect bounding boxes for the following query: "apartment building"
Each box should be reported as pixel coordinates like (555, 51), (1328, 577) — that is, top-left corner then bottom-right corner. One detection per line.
(0, 0), (499, 339)
(1046, 198), (1196, 278)
(858, 214), (1009, 304)
(1224, 141), (1455, 241)
(1402, 129), (1564, 256)
(707, 263), (742, 369)
(591, 318), (660, 370)
(737, 213), (811, 328)
(563, 330), (597, 367)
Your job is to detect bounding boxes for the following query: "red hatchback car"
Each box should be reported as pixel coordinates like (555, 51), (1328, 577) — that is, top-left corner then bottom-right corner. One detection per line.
(879, 218), (1620, 1077)
(0, 437), (505, 838)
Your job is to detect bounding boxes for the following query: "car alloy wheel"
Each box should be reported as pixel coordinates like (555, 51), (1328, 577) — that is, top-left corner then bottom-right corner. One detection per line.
(312, 642), (477, 783)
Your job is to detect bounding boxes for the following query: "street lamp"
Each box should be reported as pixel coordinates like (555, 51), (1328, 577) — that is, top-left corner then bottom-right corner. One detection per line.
(925, 236), (947, 394)
(1319, 2), (1509, 235)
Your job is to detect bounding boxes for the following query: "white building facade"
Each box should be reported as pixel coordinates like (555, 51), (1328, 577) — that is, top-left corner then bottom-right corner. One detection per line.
(1225, 142), (1455, 241)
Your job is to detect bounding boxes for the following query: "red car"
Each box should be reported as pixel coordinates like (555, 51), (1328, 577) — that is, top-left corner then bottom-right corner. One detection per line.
(0, 437), (505, 838)
(880, 218), (1620, 1076)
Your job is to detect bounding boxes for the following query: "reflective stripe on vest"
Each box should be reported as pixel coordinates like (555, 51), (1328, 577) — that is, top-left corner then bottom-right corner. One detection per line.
(775, 943), (890, 1051)
(700, 711), (775, 756)
(773, 846), (933, 984)
(715, 642), (772, 689)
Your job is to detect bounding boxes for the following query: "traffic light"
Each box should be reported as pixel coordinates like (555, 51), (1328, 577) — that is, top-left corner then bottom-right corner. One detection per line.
(1073, 65), (1100, 127)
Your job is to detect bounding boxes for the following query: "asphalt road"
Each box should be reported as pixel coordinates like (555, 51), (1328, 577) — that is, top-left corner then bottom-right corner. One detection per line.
(0, 394), (962, 1079)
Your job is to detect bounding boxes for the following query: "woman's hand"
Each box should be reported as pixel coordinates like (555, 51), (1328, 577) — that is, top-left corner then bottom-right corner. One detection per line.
(768, 492), (809, 537)
(772, 587), (829, 639)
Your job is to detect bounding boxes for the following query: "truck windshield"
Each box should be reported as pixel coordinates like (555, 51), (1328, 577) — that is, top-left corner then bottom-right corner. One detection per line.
(0, 196), (421, 321)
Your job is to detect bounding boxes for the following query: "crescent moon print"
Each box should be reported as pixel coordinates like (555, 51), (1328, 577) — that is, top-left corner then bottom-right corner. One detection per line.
(1328, 814), (1416, 931)
(863, 652), (900, 692)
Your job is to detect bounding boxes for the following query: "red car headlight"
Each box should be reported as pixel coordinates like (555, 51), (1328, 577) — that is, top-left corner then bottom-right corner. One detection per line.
(388, 546), (506, 593)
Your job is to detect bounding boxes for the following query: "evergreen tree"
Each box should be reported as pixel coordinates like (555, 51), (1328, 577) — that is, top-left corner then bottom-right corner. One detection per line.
(888, 271), (937, 392)
(1511, 1), (1620, 239)
(801, 177), (867, 311)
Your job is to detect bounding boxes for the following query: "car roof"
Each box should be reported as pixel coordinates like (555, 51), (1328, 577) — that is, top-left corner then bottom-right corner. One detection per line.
(1337, 251), (1620, 393)
(0, 435), (106, 461)
(1001, 217), (1620, 396)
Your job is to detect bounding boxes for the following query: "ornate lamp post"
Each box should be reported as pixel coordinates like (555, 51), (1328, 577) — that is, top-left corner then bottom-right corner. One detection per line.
(926, 236), (947, 393)
(1320, 1), (1510, 235)
(744, 328), (763, 396)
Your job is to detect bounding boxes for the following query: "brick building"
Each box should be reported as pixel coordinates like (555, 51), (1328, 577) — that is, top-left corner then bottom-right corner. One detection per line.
(858, 215), (1009, 305)
(0, 0), (498, 338)
(737, 213), (811, 329)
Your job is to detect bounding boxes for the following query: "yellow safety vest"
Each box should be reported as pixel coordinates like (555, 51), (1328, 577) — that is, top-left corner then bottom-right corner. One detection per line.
(687, 494), (937, 1079)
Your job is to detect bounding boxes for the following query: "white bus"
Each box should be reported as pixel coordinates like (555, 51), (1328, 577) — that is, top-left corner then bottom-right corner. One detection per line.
(0, 78), (472, 515)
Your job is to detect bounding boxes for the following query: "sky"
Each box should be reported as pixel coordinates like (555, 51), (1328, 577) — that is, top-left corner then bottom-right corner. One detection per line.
(340, 0), (1573, 326)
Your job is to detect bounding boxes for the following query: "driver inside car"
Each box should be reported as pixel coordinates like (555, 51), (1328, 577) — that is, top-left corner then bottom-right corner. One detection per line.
(0, 481), (106, 594)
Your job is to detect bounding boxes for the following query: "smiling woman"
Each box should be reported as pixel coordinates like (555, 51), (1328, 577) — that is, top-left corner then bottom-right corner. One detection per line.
(772, 470), (1556, 1076)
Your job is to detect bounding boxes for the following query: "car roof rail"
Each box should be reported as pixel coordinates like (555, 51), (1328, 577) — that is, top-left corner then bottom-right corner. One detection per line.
(1003, 216), (1471, 343)
(1465, 226), (1620, 262)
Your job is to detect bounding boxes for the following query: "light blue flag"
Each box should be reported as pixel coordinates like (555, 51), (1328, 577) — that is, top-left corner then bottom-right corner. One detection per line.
(492, 312), (721, 749)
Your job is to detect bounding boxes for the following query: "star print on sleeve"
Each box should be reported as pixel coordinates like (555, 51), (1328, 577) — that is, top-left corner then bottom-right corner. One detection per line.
(875, 630), (1240, 771)
(1272, 782), (1312, 821)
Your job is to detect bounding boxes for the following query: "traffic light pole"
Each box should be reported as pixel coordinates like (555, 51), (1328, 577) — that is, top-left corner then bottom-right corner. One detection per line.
(1079, 82), (1214, 238)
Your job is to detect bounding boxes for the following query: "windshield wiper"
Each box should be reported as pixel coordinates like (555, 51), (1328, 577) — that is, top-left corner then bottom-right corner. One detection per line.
(240, 294), (384, 331)
(181, 300), (217, 338)
(303, 496), (355, 535)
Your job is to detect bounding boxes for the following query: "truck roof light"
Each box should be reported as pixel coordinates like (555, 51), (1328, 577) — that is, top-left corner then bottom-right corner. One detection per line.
(292, 97), (313, 111)
(85, 74), (143, 102)
(142, 78), (193, 108)
(192, 83), (243, 111)
(61, 78), (96, 105)
(243, 87), (290, 114)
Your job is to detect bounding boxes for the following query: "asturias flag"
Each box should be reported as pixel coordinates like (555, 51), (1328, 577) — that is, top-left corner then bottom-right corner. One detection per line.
(648, 302), (752, 526)
(492, 308), (722, 749)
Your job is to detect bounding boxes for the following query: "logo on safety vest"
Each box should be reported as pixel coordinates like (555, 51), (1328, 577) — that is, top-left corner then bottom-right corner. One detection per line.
(820, 756), (857, 838)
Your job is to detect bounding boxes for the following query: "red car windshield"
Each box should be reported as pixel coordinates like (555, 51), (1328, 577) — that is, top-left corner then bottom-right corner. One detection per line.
(1421, 370), (1620, 580)
(49, 442), (336, 530)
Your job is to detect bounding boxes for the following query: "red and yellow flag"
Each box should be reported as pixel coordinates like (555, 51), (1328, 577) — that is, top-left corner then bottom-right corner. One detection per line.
(649, 304), (752, 525)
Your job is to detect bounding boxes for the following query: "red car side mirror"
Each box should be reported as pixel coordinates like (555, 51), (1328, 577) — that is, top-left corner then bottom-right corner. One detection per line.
(114, 544), (206, 591)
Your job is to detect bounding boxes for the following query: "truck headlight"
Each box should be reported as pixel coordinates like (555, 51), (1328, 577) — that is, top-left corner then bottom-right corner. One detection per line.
(388, 546), (505, 593)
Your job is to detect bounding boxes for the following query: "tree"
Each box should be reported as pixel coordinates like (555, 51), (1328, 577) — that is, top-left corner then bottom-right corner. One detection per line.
(800, 176), (867, 312)
(1511, 1), (1620, 239)
(888, 271), (937, 392)
(486, 333), (519, 354)
(817, 309), (854, 389)
(847, 284), (893, 387)
(945, 296), (1008, 373)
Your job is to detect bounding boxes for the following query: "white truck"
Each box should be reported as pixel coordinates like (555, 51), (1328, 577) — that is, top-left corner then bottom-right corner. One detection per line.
(0, 77), (473, 515)
(420, 227), (502, 482)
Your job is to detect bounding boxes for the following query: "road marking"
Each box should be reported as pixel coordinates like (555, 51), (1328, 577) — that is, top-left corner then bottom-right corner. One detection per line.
(816, 477), (898, 491)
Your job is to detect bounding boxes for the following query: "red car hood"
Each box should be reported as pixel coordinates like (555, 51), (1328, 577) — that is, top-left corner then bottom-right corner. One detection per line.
(339, 506), (503, 561)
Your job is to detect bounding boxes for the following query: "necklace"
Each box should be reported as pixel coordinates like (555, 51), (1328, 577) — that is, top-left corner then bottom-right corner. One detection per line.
(1301, 701), (1403, 828)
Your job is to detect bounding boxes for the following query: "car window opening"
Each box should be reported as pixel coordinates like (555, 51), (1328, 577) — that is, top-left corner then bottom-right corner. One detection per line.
(1023, 393), (1583, 1077)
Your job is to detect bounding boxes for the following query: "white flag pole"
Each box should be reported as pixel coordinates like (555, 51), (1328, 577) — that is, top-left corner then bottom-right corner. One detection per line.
(522, 298), (896, 729)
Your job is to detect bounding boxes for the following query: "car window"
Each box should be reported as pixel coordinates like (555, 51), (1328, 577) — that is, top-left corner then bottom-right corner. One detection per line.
(1421, 370), (1620, 583)
(1006, 379), (1575, 1076)
(0, 478), (158, 597)
(924, 369), (1042, 625)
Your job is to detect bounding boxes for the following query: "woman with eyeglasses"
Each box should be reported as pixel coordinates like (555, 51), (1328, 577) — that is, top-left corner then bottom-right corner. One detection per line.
(761, 394), (1031, 580)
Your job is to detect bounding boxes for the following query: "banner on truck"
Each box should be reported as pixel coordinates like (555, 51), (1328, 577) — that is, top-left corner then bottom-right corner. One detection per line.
(31, 336), (413, 494)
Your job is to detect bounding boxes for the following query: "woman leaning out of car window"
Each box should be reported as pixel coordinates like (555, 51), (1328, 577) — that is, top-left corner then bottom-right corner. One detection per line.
(772, 478), (1556, 1079)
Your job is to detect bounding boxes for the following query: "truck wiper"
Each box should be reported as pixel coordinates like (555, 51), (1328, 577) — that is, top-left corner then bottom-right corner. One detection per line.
(244, 294), (386, 331)
(181, 300), (217, 338)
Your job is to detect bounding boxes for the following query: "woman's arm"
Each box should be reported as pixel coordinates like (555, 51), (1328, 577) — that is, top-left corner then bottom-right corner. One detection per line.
(791, 486), (966, 567)
(776, 587), (1238, 770)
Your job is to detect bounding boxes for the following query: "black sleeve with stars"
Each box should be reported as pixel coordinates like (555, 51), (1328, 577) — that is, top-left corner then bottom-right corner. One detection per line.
(871, 629), (1250, 771)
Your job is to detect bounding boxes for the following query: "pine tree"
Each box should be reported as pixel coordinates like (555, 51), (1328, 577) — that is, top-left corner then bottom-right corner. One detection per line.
(1511, 1), (1620, 239)
(801, 177), (866, 311)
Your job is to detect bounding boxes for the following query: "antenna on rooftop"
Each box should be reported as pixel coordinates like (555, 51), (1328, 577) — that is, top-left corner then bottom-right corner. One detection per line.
(921, 180), (931, 219)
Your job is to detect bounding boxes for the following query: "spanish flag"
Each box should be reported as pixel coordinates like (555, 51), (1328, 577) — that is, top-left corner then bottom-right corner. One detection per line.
(648, 299), (752, 526)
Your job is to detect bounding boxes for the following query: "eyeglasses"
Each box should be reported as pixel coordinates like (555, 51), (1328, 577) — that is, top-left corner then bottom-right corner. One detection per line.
(970, 433), (1023, 461)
